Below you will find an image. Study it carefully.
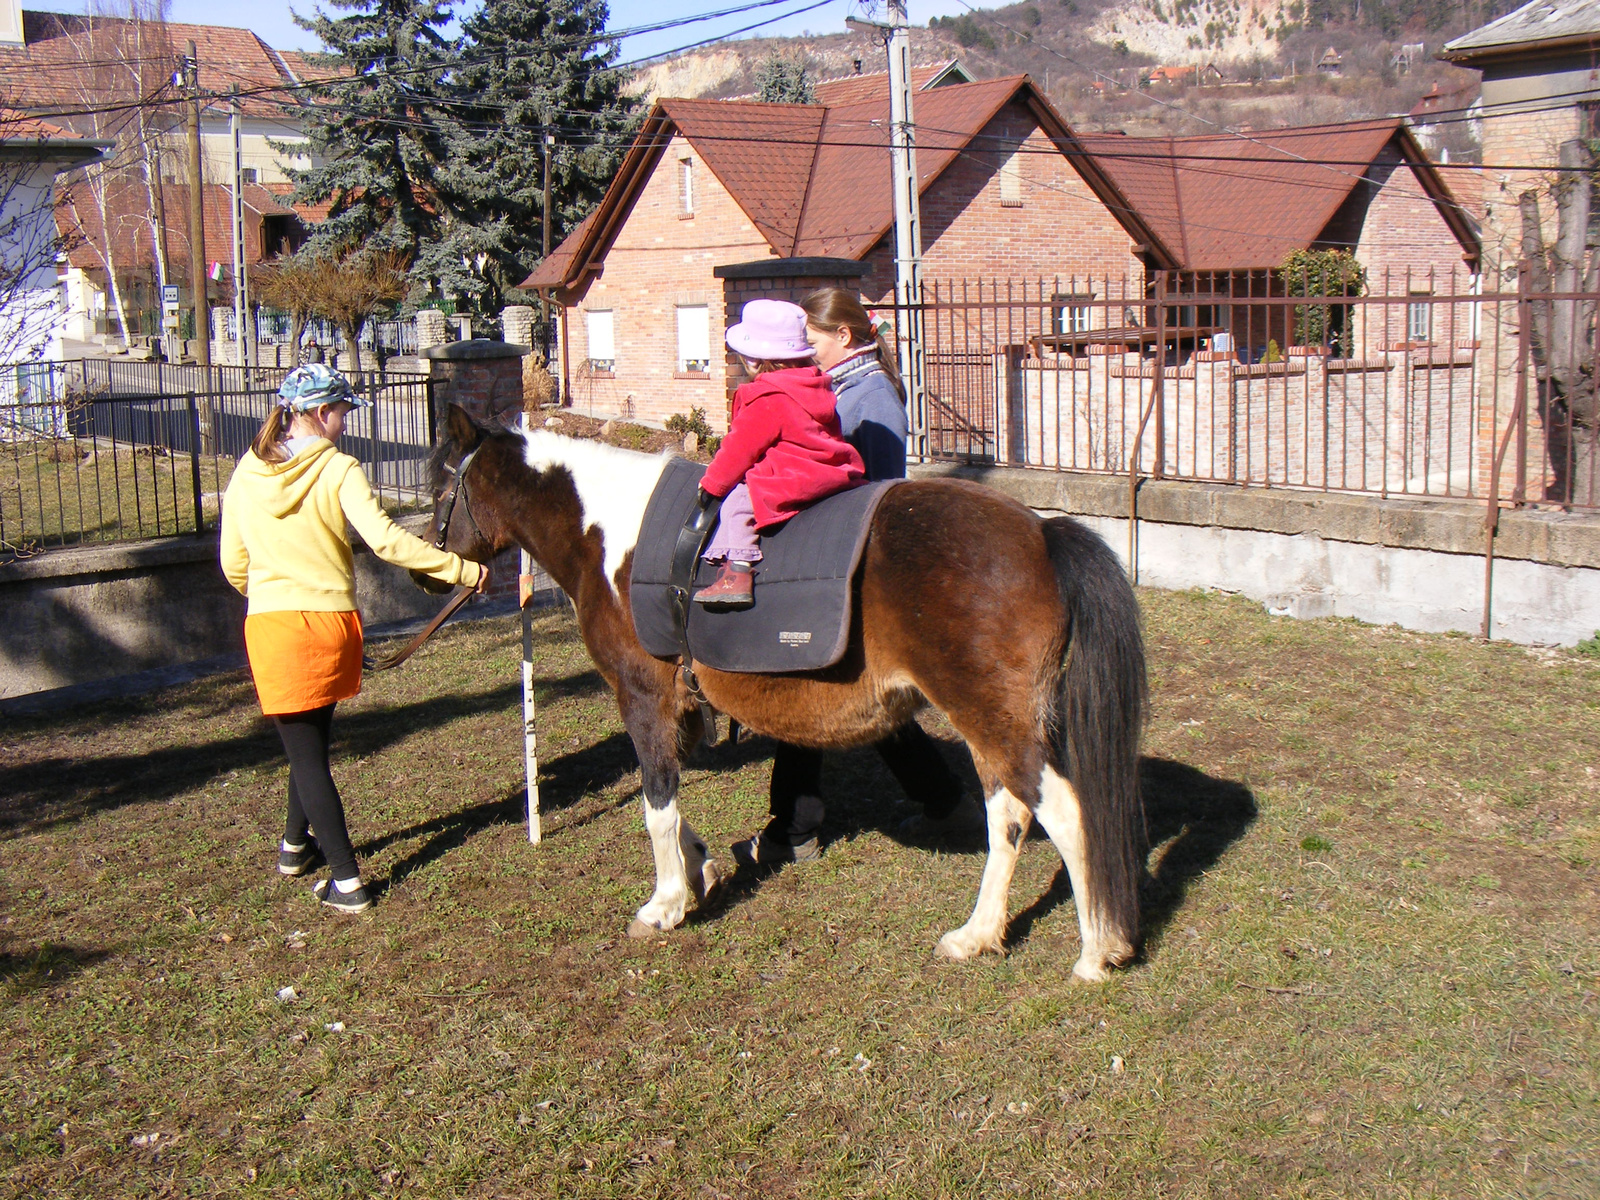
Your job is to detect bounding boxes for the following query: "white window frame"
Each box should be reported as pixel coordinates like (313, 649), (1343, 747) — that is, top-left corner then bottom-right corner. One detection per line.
(999, 151), (1023, 207)
(676, 303), (710, 373)
(679, 155), (694, 216)
(585, 308), (615, 372)
(1407, 292), (1433, 343)
(1052, 293), (1094, 335)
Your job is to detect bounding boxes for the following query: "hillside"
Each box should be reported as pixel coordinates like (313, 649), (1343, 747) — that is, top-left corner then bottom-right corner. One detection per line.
(629, 0), (1511, 157)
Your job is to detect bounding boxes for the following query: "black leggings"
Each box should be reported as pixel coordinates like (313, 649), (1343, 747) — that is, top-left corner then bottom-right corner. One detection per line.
(274, 704), (359, 879)
(763, 722), (963, 846)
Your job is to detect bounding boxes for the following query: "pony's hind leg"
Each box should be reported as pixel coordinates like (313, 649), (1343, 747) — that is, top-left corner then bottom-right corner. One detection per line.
(1033, 765), (1136, 982)
(935, 784), (1033, 960)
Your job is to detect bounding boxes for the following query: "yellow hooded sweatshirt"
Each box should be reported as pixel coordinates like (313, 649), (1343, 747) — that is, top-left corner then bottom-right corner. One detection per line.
(220, 440), (483, 614)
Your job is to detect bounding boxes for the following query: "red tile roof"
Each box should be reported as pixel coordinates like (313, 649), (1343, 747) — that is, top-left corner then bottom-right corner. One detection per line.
(0, 10), (308, 122)
(811, 64), (953, 107)
(56, 178), (307, 274)
(1076, 120), (1479, 269)
(524, 75), (1163, 290)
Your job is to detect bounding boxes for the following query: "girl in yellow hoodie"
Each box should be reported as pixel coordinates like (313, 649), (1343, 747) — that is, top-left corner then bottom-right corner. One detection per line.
(221, 365), (487, 913)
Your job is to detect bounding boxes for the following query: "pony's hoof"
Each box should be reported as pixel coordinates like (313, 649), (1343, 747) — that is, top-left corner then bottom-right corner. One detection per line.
(1070, 958), (1110, 983)
(626, 918), (659, 940)
(935, 929), (1002, 961)
(694, 860), (726, 910)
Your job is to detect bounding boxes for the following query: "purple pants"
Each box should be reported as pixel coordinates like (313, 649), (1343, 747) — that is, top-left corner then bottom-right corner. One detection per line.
(704, 482), (763, 563)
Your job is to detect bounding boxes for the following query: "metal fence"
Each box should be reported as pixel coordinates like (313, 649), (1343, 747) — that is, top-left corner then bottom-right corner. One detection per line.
(1, 359), (437, 555)
(908, 267), (1597, 514)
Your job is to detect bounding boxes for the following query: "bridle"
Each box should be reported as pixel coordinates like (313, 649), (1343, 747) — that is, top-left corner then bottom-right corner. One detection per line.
(431, 442), (484, 551)
(366, 440), (485, 674)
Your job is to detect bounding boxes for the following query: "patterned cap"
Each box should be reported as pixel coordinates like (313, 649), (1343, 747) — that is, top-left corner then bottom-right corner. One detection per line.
(275, 364), (365, 412)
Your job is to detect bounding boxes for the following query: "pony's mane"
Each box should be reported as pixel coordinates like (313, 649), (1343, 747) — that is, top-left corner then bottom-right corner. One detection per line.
(518, 427), (676, 593)
(519, 427), (675, 476)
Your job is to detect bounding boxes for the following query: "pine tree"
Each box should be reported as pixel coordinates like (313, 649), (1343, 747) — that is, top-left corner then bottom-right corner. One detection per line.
(286, 0), (482, 306)
(753, 53), (814, 104)
(448, 0), (638, 310)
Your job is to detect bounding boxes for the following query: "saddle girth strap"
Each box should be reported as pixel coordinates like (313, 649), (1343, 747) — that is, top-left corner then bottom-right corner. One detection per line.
(668, 488), (722, 747)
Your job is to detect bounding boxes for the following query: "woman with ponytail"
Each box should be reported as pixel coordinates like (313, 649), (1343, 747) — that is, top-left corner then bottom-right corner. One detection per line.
(730, 289), (983, 869)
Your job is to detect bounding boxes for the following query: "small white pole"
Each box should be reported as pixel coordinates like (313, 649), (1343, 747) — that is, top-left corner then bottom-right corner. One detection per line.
(519, 412), (541, 844)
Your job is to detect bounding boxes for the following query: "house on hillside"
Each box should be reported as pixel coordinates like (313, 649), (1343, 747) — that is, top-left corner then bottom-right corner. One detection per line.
(523, 73), (1162, 428)
(0, 112), (106, 376)
(0, 0), (320, 349)
(1075, 120), (1481, 359)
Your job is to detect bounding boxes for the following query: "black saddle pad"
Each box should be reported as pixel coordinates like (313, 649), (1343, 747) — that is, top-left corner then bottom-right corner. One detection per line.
(629, 456), (894, 673)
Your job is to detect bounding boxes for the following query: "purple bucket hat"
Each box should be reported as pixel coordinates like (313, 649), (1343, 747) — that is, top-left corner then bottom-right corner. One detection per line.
(725, 298), (814, 361)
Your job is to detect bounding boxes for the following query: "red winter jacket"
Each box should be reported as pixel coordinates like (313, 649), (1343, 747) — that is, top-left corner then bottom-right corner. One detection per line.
(700, 366), (867, 529)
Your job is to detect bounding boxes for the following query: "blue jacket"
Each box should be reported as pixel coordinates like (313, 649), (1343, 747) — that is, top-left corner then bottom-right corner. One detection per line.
(829, 351), (908, 481)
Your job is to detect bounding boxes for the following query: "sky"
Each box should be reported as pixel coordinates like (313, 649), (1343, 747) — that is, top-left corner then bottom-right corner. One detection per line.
(28, 0), (981, 61)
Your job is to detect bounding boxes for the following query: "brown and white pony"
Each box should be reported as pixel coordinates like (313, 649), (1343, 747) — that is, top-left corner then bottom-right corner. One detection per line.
(426, 406), (1147, 981)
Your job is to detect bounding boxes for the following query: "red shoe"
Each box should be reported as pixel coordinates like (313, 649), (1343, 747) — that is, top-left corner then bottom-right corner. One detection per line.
(693, 561), (754, 609)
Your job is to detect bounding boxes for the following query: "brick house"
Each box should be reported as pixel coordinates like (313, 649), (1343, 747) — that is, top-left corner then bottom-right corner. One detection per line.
(1, 0), (321, 348)
(523, 74), (1163, 429)
(1075, 120), (1481, 359)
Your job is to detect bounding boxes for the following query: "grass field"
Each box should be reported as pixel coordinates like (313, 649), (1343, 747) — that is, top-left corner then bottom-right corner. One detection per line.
(2, 590), (1596, 1198)
(0, 441), (235, 551)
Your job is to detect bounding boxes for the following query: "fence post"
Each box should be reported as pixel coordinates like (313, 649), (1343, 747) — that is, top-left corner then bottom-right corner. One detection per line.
(1153, 271), (1168, 479)
(186, 390), (206, 533)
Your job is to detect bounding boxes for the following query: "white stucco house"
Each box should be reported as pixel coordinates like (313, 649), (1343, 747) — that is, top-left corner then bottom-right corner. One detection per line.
(0, 112), (107, 377)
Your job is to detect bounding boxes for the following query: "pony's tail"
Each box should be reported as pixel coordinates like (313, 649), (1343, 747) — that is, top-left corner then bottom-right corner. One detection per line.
(1041, 516), (1148, 960)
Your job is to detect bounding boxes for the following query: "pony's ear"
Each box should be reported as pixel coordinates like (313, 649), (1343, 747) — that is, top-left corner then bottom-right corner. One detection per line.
(444, 403), (481, 448)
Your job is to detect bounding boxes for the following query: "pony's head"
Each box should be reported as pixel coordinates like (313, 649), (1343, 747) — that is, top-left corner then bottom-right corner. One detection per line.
(420, 404), (506, 585)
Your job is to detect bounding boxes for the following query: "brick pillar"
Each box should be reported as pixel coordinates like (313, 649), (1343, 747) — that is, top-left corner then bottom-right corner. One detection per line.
(422, 339), (536, 608)
(422, 339), (528, 429)
(714, 258), (870, 424)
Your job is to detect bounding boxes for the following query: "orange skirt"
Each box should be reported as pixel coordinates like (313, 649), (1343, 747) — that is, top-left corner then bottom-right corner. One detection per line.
(244, 610), (363, 716)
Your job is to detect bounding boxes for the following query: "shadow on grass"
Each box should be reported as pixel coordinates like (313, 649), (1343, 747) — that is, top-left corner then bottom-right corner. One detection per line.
(0, 674), (608, 837)
(1138, 756), (1258, 940)
(361, 730), (678, 889)
(1, 942), (116, 992)
(1001, 759), (1256, 951)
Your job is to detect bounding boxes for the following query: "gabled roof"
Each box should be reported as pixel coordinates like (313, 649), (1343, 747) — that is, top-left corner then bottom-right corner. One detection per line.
(523, 75), (1165, 291)
(1442, 0), (1600, 64)
(1076, 119), (1479, 270)
(56, 178), (309, 273)
(810, 59), (973, 107)
(0, 11), (308, 122)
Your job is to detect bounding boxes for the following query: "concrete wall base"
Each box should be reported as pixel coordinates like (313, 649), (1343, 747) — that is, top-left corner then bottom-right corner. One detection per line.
(0, 515), (560, 701)
(1061, 512), (1598, 646)
(913, 464), (1600, 647)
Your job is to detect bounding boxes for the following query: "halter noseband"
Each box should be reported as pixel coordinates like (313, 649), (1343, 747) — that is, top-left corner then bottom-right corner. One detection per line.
(431, 442), (483, 551)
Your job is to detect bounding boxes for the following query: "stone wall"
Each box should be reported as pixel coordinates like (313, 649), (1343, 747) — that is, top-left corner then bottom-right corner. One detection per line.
(0, 515), (551, 701)
(914, 461), (1600, 646)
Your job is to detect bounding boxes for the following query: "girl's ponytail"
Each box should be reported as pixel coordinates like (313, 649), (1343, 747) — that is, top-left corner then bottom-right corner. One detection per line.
(251, 404), (290, 464)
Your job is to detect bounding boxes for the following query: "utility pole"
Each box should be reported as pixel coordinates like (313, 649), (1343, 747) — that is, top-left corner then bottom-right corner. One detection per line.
(230, 85), (252, 378)
(848, 1), (926, 455)
(540, 123), (555, 335)
(183, 38), (212, 439)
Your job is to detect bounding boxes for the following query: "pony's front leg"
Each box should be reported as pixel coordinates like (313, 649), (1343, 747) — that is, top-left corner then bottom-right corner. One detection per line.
(621, 699), (722, 939)
(936, 784), (1033, 960)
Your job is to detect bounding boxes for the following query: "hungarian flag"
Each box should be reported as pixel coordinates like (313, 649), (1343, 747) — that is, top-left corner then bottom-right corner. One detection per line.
(208, 261), (224, 281)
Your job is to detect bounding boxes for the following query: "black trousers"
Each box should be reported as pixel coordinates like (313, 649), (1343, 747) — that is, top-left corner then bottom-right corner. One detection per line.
(274, 704), (359, 879)
(763, 722), (963, 846)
